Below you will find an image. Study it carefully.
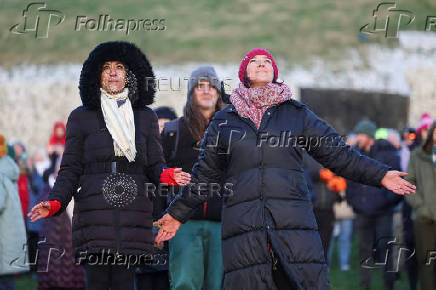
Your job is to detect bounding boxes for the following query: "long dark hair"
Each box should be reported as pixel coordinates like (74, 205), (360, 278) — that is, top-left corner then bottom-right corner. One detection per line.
(184, 87), (224, 142)
(423, 121), (436, 154)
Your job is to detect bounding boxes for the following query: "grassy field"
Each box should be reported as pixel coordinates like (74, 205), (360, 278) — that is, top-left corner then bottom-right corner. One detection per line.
(1, 0), (435, 68)
(329, 238), (411, 290)
(14, 237), (412, 289)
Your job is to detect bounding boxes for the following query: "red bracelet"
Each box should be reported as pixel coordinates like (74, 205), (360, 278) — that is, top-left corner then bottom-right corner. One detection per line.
(46, 200), (61, 217)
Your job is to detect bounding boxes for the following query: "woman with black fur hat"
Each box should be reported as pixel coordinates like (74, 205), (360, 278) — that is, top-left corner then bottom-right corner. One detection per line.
(28, 41), (190, 290)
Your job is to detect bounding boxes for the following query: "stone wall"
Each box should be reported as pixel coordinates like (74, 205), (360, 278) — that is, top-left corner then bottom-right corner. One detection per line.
(300, 88), (410, 135)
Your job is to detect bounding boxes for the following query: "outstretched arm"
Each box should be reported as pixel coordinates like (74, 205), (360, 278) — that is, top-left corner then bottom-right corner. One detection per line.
(28, 109), (84, 221)
(302, 108), (415, 195)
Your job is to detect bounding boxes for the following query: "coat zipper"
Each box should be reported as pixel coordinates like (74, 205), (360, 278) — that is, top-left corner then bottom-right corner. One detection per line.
(115, 208), (121, 259)
(230, 106), (275, 265)
(111, 162), (121, 259)
(259, 108), (273, 266)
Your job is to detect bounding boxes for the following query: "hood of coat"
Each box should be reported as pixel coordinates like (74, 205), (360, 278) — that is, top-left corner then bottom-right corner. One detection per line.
(0, 155), (19, 182)
(79, 41), (156, 109)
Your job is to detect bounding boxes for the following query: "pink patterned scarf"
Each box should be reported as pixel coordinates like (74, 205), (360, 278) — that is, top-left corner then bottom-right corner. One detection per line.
(230, 82), (292, 129)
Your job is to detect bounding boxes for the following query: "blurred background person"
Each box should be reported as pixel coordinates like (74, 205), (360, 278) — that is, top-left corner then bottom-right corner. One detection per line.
(405, 121), (436, 290)
(48, 122), (66, 148)
(346, 121), (402, 290)
(302, 152), (345, 264)
(375, 128), (405, 285)
(11, 141), (30, 221)
(328, 132), (357, 272)
(416, 113), (433, 145)
(154, 106), (177, 134)
(43, 122), (66, 184)
(36, 154), (86, 290)
(25, 149), (50, 278)
(400, 127), (419, 290)
(400, 128), (418, 174)
(0, 135), (29, 290)
(386, 129), (401, 151)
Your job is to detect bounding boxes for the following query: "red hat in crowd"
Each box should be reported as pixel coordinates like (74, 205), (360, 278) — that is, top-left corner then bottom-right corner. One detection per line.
(238, 48), (279, 84)
(416, 113), (433, 135)
(49, 121), (66, 146)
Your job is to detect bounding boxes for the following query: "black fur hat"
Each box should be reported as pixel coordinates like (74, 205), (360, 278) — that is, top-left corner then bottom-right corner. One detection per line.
(79, 41), (156, 109)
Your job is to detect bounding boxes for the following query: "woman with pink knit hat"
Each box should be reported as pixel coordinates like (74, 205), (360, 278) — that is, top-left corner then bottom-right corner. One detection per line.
(155, 48), (416, 289)
(416, 113), (433, 144)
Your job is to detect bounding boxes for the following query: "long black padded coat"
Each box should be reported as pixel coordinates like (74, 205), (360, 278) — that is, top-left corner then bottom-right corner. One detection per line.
(167, 99), (391, 289)
(48, 42), (166, 261)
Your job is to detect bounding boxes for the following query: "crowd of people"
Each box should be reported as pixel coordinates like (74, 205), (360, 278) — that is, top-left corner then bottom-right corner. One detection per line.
(305, 114), (435, 290)
(0, 41), (431, 290)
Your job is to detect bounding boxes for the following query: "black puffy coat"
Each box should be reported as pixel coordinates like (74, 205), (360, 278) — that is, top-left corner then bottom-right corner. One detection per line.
(167, 99), (390, 290)
(346, 139), (402, 216)
(48, 42), (166, 260)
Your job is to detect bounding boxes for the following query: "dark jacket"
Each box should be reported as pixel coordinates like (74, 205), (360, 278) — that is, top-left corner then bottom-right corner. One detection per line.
(160, 117), (221, 221)
(303, 152), (338, 210)
(48, 42), (166, 260)
(346, 139), (402, 216)
(405, 146), (436, 221)
(167, 99), (390, 290)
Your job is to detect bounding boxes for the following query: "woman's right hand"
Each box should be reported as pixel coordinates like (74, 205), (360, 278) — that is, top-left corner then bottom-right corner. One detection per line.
(27, 202), (51, 222)
(154, 213), (181, 243)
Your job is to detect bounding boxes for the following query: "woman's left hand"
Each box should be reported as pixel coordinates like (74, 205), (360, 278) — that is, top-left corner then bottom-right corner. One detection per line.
(27, 202), (51, 222)
(381, 170), (416, 195)
(173, 168), (191, 186)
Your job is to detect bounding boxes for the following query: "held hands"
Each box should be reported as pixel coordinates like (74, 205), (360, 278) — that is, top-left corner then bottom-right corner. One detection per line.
(173, 168), (191, 186)
(27, 202), (51, 222)
(381, 170), (416, 195)
(153, 213), (181, 244)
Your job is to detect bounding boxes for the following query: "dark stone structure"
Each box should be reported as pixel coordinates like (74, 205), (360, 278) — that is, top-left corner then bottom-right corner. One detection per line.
(300, 88), (410, 135)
